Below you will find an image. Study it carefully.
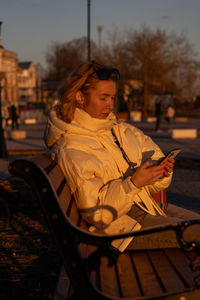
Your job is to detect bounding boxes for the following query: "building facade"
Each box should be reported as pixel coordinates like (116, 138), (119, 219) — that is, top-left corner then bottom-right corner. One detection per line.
(0, 39), (18, 105)
(18, 61), (41, 105)
(0, 39), (41, 107)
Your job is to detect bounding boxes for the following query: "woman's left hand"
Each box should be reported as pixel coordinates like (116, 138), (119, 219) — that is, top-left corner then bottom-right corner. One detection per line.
(160, 157), (175, 177)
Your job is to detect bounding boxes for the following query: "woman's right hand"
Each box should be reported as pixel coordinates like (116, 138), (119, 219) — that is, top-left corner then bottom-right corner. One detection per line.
(131, 161), (165, 188)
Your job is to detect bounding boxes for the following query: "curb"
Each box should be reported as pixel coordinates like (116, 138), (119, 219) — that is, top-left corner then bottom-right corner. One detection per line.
(7, 148), (47, 157)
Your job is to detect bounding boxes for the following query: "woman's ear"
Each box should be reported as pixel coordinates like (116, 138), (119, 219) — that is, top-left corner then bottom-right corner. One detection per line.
(75, 90), (85, 106)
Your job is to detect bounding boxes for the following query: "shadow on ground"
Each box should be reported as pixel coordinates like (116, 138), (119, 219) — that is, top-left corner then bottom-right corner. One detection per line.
(0, 178), (61, 300)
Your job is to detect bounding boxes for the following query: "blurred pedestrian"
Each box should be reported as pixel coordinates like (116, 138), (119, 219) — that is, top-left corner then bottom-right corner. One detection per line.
(2, 105), (9, 128)
(165, 105), (175, 131)
(10, 105), (19, 130)
(155, 96), (163, 132)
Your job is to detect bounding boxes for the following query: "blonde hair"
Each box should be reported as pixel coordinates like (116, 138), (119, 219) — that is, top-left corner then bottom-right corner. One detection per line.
(56, 61), (117, 123)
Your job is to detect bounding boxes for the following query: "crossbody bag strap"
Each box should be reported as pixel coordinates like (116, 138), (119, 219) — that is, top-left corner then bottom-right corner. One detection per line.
(111, 128), (135, 169)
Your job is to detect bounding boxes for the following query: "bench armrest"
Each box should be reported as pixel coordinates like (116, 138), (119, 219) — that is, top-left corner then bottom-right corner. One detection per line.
(71, 217), (200, 253)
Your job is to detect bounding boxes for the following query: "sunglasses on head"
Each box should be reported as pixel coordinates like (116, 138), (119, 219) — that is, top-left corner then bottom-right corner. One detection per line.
(89, 67), (120, 81)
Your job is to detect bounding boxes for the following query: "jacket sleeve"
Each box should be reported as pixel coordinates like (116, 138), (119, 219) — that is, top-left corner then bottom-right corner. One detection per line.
(146, 173), (173, 194)
(54, 147), (141, 229)
(129, 125), (173, 194)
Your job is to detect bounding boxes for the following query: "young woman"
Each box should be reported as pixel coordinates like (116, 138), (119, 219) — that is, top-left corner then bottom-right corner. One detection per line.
(44, 61), (199, 251)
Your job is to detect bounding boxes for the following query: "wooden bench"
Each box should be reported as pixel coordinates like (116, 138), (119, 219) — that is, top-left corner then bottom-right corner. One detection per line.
(8, 152), (200, 300)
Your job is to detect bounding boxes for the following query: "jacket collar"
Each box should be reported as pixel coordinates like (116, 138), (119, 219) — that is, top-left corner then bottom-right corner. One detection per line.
(72, 108), (118, 132)
(44, 107), (121, 148)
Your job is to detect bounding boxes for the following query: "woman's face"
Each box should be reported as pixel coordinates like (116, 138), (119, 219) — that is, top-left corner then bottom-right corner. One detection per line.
(83, 80), (117, 119)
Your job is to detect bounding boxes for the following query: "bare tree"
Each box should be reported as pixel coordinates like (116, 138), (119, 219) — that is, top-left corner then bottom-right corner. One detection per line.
(44, 28), (200, 117)
(45, 37), (89, 82)
(103, 26), (200, 118)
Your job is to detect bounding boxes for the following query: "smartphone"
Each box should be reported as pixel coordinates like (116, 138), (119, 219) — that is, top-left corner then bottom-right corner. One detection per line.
(158, 148), (182, 164)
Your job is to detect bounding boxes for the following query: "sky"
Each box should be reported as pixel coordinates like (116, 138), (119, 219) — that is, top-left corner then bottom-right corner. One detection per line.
(1, 0), (200, 70)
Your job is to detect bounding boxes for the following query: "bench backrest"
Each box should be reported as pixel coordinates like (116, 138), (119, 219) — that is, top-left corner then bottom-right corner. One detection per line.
(9, 153), (98, 299)
(32, 153), (81, 226)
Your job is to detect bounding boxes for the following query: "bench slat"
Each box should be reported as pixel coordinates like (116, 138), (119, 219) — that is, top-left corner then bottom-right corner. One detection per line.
(33, 154), (66, 194)
(131, 252), (163, 297)
(57, 184), (72, 214)
(164, 248), (196, 287)
(78, 243), (97, 259)
(67, 201), (81, 225)
(44, 160), (58, 174)
(47, 165), (65, 192)
(56, 177), (67, 196)
(148, 250), (185, 292)
(90, 271), (98, 289)
(32, 153), (53, 170)
(117, 253), (141, 297)
(99, 256), (121, 297)
(33, 154), (81, 226)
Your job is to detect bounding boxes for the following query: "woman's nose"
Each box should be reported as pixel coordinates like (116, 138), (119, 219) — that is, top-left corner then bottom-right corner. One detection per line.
(107, 98), (114, 110)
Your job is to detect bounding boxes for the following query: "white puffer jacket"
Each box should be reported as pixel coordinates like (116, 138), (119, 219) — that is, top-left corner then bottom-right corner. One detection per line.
(44, 108), (172, 230)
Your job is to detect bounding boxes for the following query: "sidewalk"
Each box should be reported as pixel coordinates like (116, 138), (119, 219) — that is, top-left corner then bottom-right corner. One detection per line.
(130, 117), (200, 160)
(0, 122), (47, 179)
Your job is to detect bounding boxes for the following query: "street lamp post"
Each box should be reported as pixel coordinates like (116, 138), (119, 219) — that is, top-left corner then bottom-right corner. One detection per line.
(0, 79), (8, 158)
(0, 21), (2, 38)
(87, 0), (91, 61)
(97, 25), (103, 59)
